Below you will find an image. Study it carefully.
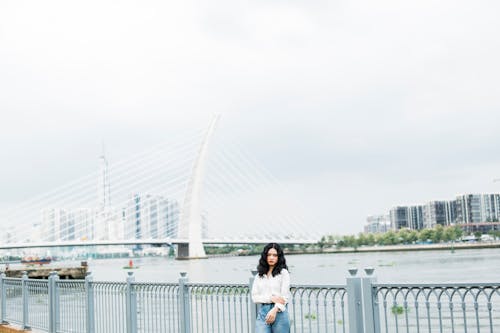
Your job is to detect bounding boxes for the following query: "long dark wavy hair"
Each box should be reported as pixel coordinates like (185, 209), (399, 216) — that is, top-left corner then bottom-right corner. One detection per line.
(257, 243), (288, 277)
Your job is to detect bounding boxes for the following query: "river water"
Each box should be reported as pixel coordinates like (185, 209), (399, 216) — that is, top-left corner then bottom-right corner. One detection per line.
(85, 247), (500, 285)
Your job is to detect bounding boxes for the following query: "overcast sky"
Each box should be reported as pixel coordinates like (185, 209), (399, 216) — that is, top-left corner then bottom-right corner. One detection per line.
(1, 0), (500, 235)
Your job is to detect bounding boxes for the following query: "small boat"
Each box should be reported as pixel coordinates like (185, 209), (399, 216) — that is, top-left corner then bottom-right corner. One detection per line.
(21, 256), (52, 265)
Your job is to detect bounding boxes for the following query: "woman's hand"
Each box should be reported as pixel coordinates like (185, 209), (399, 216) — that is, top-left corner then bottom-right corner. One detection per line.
(265, 307), (278, 324)
(271, 295), (286, 305)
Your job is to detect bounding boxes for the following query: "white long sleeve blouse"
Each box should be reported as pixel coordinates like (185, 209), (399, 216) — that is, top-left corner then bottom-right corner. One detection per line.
(251, 268), (291, 311)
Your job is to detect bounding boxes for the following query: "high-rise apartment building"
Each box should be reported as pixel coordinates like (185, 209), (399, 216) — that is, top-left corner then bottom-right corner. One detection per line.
(94, 209), (123, 241)
(371, 193), (500, 233)
(73, 208), (96, 241)
(407, 206), (424, 230)
(455, 194), (500, 223)
(389, 207), (408, 230)
(40, 207), (120, 242)
(456, 194), (482, 223)
(123, 194), (179, 240)
(364, 215), (390, 233)
(445, 200), (457, 224)
(481, 194), (500, 222)
(41, 208), (74, 242)
(423, 201), (449, 228)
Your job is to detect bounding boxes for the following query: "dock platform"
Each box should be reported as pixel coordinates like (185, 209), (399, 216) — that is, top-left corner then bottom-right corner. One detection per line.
(2, 261), (88, 279)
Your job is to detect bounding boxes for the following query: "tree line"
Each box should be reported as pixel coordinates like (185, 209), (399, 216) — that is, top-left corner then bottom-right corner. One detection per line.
(319, 226), (500, 249)
(203, 225), (500, 255)
(319, 225), (467, 249)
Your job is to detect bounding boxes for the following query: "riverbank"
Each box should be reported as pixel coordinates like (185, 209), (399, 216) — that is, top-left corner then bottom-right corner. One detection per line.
(283, 240), (500, 255)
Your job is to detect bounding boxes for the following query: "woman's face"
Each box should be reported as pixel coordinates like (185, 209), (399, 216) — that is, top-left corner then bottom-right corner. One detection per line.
(266, 248), (278, 267)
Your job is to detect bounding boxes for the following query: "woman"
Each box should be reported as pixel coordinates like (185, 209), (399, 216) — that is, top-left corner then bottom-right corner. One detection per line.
(251, 243), (291, 333)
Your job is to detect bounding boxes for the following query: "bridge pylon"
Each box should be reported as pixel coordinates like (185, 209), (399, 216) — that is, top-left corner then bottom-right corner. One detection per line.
(176, 115), (219, 259)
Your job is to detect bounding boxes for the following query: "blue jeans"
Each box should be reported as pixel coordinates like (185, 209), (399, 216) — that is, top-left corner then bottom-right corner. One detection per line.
(255, 304), (290, 333)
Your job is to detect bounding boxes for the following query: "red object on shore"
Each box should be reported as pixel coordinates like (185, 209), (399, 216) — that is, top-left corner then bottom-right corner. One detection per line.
(129, 260), (133, 268)
(21, 256), (52, 265)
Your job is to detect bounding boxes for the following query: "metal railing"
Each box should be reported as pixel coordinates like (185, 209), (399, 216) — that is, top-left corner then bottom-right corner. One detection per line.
(0, 269), (498, 332)
(290, 285), (347, 333)
(374, 284), (500, 333)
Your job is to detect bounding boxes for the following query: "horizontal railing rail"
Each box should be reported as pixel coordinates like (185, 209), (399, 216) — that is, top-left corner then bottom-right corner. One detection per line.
(0, 270), (498, 333)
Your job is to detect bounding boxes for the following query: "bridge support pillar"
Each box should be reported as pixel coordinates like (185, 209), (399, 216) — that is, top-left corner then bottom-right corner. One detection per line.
(177, 115), (219, 260)
(176, 243), (207, 260)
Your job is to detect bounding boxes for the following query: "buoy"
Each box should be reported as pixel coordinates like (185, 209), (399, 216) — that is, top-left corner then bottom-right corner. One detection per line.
(122, 259), (139, 269)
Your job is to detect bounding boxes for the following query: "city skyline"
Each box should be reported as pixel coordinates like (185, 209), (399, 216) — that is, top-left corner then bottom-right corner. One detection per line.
(367, 192), (500, 234)
(1, 0), (500, 235)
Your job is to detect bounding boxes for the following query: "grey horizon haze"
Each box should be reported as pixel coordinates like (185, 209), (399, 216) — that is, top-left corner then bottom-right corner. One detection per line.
(1, 0), (500, 236)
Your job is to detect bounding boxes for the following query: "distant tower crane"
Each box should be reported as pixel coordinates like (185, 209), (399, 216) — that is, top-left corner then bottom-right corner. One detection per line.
(98, 144), (111, 211)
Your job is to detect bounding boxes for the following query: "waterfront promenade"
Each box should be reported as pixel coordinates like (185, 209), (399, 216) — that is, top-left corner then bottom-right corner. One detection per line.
(0, 268), (499, 333)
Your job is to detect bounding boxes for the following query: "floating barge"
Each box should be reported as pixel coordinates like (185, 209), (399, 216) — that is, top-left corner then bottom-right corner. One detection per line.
(2, 261), (88, 279)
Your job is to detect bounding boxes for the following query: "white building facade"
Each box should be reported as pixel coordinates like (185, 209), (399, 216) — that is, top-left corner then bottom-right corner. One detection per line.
(123, 194), (179, 240)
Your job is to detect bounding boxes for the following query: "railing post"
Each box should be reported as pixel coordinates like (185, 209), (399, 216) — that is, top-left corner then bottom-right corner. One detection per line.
(126, 272), (137, 333)
(21, 272), (31, 330)
(85, 272), (95, 333)
(362, 267), (380, 333)
(55, 273), (60, 330)
(48, 271), (59, 333)
(0, 272), (8, 325)
(249, 270), (258, 333)
(346, 268), (364, 333)
(178, 272), (191, 333)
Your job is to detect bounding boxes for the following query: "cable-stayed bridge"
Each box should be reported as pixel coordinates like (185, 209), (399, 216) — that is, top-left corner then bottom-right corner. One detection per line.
(0, 238), (317, 250)
(0, 116), (320, 259)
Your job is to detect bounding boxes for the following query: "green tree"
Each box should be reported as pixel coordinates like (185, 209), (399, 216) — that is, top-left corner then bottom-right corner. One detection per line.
(418, 228), (434, 242)
(365, 233), (375, 246)
(375, 233), (384, 245)
(318, 236), (327, 249)
(451, 225), (463, 240)
(381, 231), (397, 245)
(357, 233), (367, 247)
(432, 225), (444, 243)
(407, 230), (419, 243)
(488, 230), (500, 239)
(397, 229), (411, 244)
(343, 235), (357, 248)
(442, 227), (455, 242)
